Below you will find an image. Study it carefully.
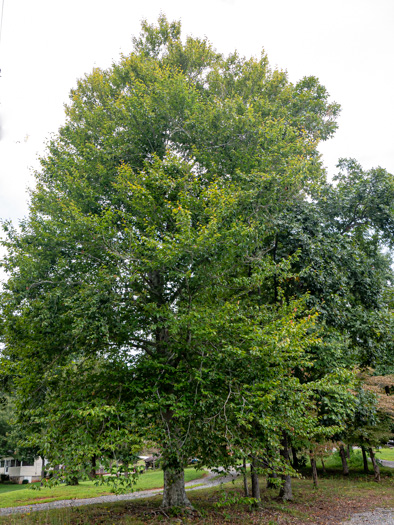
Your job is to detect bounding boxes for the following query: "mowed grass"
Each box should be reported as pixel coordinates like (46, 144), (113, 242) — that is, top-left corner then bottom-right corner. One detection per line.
(307, 447), (394, 472)
(0, 467), (207, 509)
(377, 447), (394, 461)
(0, 470), (393, 525)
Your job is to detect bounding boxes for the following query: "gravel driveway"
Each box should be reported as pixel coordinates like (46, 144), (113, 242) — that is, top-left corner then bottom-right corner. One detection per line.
(340, 508), (394, 524)
(338, 457), (394, 524)
(338, 459), (394, 523)
(380, 460), (394, 469)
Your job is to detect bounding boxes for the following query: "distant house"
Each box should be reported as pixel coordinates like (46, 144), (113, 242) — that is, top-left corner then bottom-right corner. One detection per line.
(0, 457), (44, 483)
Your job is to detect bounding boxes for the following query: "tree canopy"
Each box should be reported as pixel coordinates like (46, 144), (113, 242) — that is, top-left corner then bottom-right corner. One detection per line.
(1, 15), (393, 507)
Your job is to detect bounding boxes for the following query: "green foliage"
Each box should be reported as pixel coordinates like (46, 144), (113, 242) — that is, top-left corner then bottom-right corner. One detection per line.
(215, 490), (260, 509)
(0, 398), (12, 457)
(0, 15), (392, 504)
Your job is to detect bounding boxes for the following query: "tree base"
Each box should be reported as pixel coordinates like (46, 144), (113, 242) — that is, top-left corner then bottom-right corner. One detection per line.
(279, 475), (293, 501)
(162, 467), (193, 509)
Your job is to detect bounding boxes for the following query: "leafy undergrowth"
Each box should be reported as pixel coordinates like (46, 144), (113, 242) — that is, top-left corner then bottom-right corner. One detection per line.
(0, 470), (393, 524)
(0, 468), (206, 509)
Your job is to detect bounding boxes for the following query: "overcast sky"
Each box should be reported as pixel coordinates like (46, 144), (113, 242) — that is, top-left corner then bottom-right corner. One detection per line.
(0, 0), (393, 226)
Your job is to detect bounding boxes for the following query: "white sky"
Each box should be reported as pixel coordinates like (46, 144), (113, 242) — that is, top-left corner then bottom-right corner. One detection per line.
(0, 0), (393, 226)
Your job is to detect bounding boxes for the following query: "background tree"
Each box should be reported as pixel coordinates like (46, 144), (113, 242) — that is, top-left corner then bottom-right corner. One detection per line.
(0, 395), (13, 458)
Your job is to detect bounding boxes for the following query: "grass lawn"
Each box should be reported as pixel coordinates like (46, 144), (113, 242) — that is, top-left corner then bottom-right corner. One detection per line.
(0, 468), (393, 524)
(377, 447), (394, 461)
(307, 447), (394, 472)
(0, 467), (207, 509)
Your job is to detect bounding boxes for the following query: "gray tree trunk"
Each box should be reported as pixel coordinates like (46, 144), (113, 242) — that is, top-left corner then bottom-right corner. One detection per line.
(320, 458), (326, 474)
(279, 474), (292, 500)
(162, 466), (192, 508)
(339, 444), (349, 475)
(368, 448), (380, 482)
(250, 458), (261, 501)
(279, 433), (292, 501)
(151, 279), (192, 510)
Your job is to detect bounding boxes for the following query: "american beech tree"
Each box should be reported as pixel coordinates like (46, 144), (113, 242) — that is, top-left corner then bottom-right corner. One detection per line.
(1, 16), (391, 507)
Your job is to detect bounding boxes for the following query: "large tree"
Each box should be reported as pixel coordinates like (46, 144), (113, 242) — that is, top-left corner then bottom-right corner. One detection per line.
(2, 16), (388, 507)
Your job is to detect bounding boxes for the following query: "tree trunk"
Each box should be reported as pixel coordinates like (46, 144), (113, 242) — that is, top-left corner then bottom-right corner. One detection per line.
(162, 466), (192, 508)
(53, 463), (60, 480)
(243, 457), (249, 497)
(279, 474), (292, 501)
(339, 444), (349, 476)
(250, 458), (261, 501)
(279, 432), (292, 501)
(262, 456), (277, 488)
(361, 446), (369, 473)
(291, 447), (300, 470)
(347, 444), (351, 459)
(267, 469), (278, 488)
(368, 448), (380, 482)
(321, 458), (326, 474)
(40, 456), (46, 486)
(310, 453), (318, 487)
(90, 455), (97, 479)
